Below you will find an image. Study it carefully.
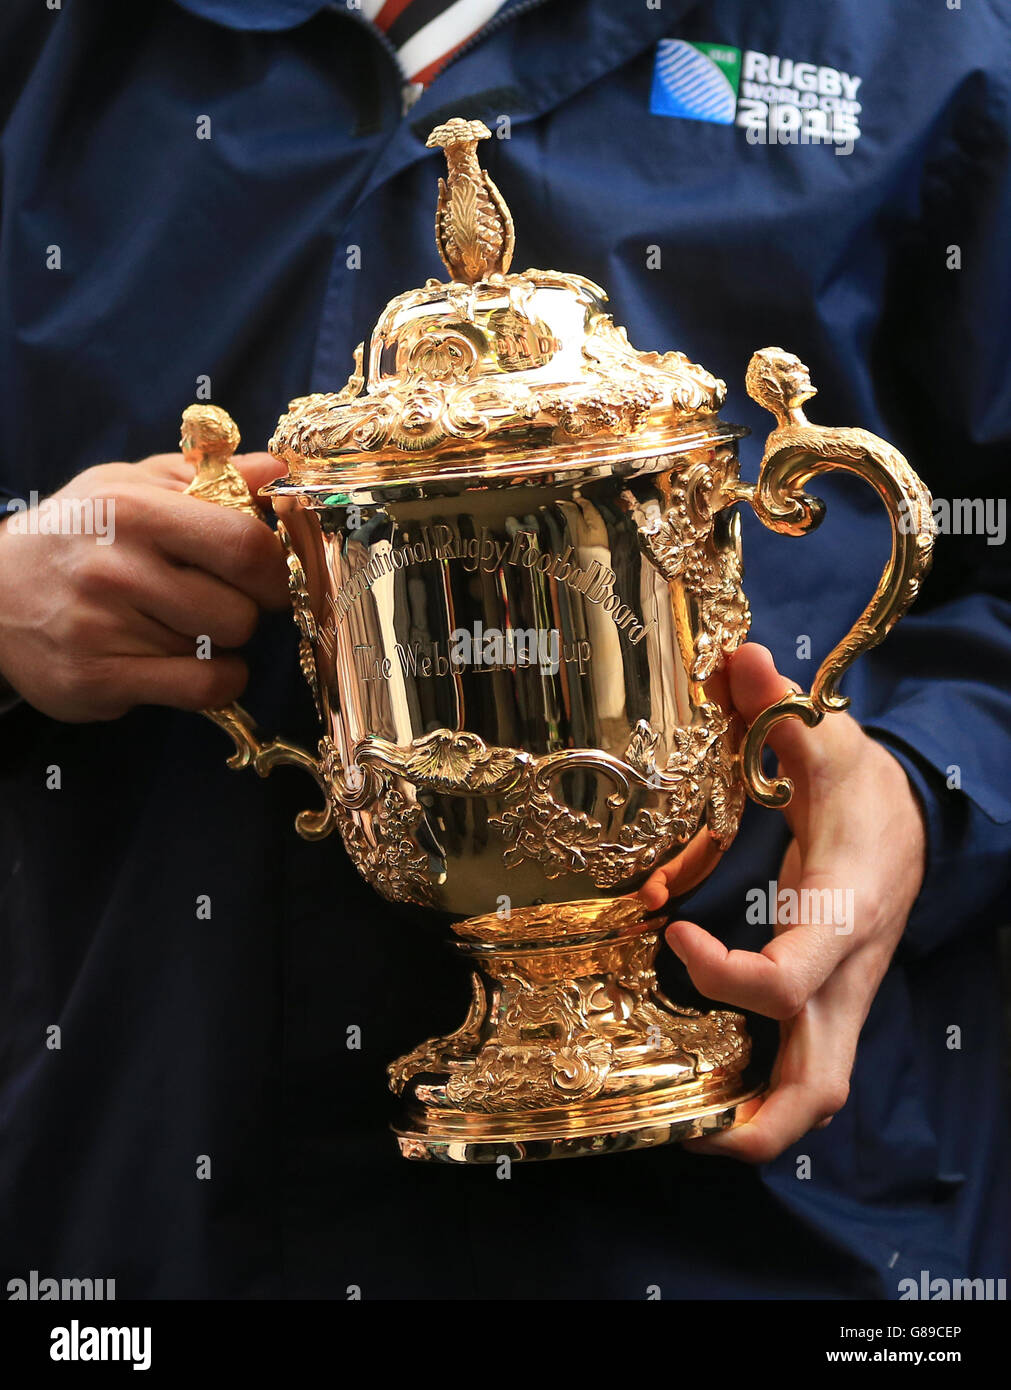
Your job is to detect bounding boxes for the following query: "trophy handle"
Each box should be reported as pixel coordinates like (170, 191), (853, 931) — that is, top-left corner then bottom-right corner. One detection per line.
(178, 402), (335, 840)
(736, 349), (935, 809)
(201, 702), (334, 841)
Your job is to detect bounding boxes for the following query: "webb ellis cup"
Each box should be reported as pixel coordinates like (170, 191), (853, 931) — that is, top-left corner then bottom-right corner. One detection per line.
(188, 119), (935, 1162)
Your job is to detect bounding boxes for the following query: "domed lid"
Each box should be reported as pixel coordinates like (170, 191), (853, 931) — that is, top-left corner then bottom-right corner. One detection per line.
(269, 118), (731, 487)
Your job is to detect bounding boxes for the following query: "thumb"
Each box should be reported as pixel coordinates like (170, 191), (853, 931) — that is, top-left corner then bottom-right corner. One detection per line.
(725, 642), (796, 725)
(727, 643), (862, 812)
(232, 453), (284, 514)
(726, 642), (818, 771)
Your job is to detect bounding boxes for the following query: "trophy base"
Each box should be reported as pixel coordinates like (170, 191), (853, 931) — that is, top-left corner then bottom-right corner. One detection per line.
(388, 898), (759, 1164)
(394, 1082), (762, 1164)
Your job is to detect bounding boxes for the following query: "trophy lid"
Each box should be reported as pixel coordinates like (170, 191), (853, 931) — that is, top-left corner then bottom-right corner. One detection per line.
(269, 118), (737, 489)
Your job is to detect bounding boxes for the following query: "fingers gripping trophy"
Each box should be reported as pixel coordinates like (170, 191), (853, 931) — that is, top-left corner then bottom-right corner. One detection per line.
(180, 118), (934, 1163)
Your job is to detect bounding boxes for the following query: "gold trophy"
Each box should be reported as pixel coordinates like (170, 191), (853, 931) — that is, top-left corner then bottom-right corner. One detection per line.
(187, 118), (934, 1163)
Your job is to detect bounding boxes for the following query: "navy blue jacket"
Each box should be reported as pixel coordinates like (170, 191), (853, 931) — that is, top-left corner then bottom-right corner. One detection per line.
(1, 0), (1008, 1298)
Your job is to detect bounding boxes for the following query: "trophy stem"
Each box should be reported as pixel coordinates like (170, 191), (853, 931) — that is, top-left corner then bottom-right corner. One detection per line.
(388, 898), (760, 1163)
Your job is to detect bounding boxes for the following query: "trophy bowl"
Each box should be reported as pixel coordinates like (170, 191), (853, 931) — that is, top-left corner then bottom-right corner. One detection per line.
(191, 118), (934, 1163)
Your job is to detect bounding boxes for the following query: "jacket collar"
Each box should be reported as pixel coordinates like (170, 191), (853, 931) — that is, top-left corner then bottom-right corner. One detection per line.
(355, 0), (700, 209)
(169, 0), (530, 34)
(169, 0), (702, 215)
(170, 0), (324, 29)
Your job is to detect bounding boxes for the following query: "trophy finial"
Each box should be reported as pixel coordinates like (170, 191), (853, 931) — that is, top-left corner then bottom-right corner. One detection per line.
(425, 116), (515, 284)
(180, 403), (259, 518)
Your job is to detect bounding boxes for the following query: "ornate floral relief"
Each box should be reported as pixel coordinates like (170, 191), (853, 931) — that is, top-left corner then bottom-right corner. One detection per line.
(276, 520), (322, 718)
(380, 730), (522, 793)
(576, 316), (726, 418)
(404, 328), (480, 382)
(624, 714), (744, 855)
(269, 305), (727, 464)
(387, 973), (487, 1095)
(268, 342), (365, 459)
(706, 733), (746, 851)
(320, 716), (744, 907)
(336, 788), (437, 908)
(635, 460), (752, 681)
(319, 737), (438, 908)
(390, 929), (751, 1113)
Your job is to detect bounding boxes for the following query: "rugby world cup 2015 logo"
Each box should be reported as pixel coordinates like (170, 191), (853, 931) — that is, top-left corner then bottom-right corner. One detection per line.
(650, 39), (863, 152)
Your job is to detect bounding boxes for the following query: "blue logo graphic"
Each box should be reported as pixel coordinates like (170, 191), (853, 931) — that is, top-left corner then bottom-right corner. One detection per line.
(650, 39), (741, 125)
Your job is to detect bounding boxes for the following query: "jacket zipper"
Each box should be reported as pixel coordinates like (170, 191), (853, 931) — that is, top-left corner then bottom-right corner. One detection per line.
(332, 0), (554, 102)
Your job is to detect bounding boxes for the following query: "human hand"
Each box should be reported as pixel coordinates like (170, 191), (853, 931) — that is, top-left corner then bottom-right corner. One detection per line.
(0, 452), (289, 721)
(639, 643), (927, 1161)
